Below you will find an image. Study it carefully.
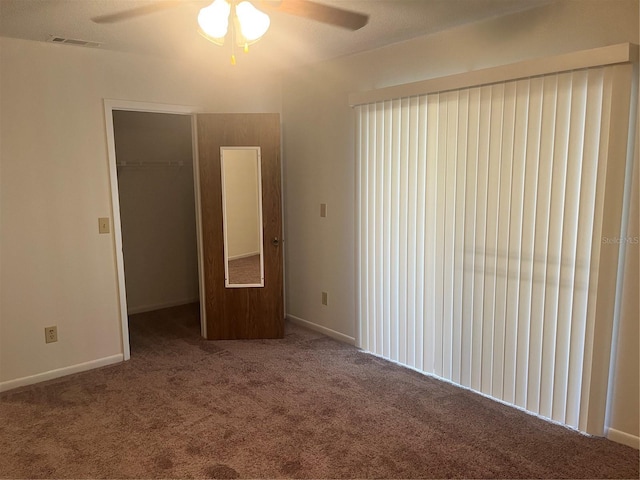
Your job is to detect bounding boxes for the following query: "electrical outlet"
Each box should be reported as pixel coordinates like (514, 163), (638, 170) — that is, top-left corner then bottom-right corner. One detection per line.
(322, 291), (328, 306)
(44, 326), (58, 344)
(98, 217), (110, 234)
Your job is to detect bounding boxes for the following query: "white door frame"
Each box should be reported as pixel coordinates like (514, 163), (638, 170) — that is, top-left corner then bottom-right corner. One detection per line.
(103, 99), (206, 360)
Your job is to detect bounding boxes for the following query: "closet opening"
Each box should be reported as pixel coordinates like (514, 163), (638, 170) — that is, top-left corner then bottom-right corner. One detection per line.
(111, 109), (202, 354)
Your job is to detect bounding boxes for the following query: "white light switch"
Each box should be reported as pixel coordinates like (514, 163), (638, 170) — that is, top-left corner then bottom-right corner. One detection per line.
(98, 217), (110, 234)
(320, 203), (327, 218)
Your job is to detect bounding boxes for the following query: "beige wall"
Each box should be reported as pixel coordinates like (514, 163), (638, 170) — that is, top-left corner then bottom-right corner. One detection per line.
(114, 111), (199, 314)
(222, 149), (261, 259)
(0, 36), (281, 387)
(281, 0), (638, 443)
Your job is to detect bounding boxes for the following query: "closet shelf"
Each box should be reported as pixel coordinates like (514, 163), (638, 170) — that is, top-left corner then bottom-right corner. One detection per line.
(116, 161), (189, 168)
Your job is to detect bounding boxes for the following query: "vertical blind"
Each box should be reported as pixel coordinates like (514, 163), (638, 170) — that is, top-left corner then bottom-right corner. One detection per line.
(356, 66), (620, 432)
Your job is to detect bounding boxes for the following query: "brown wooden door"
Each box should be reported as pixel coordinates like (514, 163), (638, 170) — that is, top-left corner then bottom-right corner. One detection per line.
(197, 113), (283, 339)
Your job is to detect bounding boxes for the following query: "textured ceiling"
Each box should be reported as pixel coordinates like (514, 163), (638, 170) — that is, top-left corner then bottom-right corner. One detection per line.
(0, 0), (553, 73)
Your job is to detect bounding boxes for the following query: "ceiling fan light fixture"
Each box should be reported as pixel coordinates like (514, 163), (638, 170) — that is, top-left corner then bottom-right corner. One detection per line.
(198, 0), (231, 44)
(235, 1), (270, 43)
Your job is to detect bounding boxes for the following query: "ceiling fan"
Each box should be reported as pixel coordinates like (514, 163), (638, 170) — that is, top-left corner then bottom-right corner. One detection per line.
(92, 0), (369, 57)
(91, 0), (369, 37)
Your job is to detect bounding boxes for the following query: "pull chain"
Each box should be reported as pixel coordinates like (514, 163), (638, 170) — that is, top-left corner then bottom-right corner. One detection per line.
(230, 3), (236, 65)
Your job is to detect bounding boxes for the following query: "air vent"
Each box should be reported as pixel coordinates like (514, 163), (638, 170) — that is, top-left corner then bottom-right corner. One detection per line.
(47, 35), (102, 48)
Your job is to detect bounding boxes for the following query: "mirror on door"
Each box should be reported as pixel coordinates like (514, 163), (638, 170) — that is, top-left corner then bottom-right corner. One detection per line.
(221, 147), (265, 288)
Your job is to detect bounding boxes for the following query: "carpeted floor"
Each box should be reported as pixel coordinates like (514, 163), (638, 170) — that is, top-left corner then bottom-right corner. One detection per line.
(0, 303), (638, 479)
(228, 255), (261, 285)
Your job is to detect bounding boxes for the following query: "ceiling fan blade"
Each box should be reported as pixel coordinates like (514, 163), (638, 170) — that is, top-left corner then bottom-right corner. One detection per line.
(91, 1), (184, 24)
(264, 0), (369, 31)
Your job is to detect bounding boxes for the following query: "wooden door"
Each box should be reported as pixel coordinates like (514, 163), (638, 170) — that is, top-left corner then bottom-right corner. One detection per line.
(197, 113), (283, 339)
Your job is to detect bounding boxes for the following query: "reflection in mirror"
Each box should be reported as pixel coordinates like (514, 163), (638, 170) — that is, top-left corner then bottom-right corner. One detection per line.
(221, 147), (264, 288)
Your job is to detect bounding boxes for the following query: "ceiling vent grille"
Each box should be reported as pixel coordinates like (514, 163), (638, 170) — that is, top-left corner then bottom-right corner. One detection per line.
(48, 35), (102, 48)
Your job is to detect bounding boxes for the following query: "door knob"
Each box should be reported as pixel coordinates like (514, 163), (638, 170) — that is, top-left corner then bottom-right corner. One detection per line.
(272, 237), (280, 247)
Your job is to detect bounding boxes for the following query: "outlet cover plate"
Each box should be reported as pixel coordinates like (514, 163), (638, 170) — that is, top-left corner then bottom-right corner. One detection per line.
(45, 326), (58, 343)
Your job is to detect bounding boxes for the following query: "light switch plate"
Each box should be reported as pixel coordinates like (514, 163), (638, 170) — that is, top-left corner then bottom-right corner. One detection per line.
(98, 217), (110, 234)
(322, 291), (328, 306)
(320, 203), (327, 218)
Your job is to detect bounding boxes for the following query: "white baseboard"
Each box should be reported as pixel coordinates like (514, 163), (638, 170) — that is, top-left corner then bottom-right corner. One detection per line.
(127, 297), (199, 315)
(606, 427), (640, 449)
(286, 314), (355, 345)
(228, 251), (260, 261)
(0, 354), (124, 393)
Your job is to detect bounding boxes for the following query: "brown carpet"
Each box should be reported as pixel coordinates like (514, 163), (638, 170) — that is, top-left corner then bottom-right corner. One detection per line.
(0, 303), (637, 479)
(228, 255), (261, 285)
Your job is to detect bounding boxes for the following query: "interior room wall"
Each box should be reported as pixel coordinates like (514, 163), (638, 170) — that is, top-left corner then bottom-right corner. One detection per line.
(114, 111), (199, 314)
(281, 0), (638, 443)
(0, 36), (281, 388)
(222, 149), (261, 259)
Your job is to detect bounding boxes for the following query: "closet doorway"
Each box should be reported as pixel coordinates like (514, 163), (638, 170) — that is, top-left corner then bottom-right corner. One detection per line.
(105, 101), (204, 359)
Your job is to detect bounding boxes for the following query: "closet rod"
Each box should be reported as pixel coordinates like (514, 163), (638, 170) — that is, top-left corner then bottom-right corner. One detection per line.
(116, 161), (189, 168)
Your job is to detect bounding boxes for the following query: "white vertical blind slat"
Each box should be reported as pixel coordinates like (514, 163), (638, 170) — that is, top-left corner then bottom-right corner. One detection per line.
(540, 71), (572, 419)
(366, 103), (376, 352)
(472, 85), (492, 392)
(579, 67), (614, 432)
(482, 83), (504, 395)
(528, 74), (559, 414)
(407, 97), (419, 368)
(382, 101), (392, 359)
(424, 95), (439, 373)
(434, 93), (447, 376)
(453, 90), (469, 385)
(357, 104), (361, 348)
(374, 104), (382, 352)
(516, 76), (543, 409)
(553, 70), (587, 424)
(461, 87), (480, 388)
(566, 68), (604, 428)
(359, 104), (369, 352)
(443, 91), (459, 379)
(397, 98), (409, 365)
(504, 78), (529, 404)
(494, 81), (516, 399)
(391, 98), (401, 362)
(415, 97), (428, 371)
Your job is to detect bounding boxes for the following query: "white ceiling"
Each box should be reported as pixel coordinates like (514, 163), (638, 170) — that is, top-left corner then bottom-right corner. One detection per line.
(0, 0), (553, 73)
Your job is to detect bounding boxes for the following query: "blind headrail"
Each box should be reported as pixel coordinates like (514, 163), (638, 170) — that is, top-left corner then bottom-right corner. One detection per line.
(349, 43), (638, 107)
